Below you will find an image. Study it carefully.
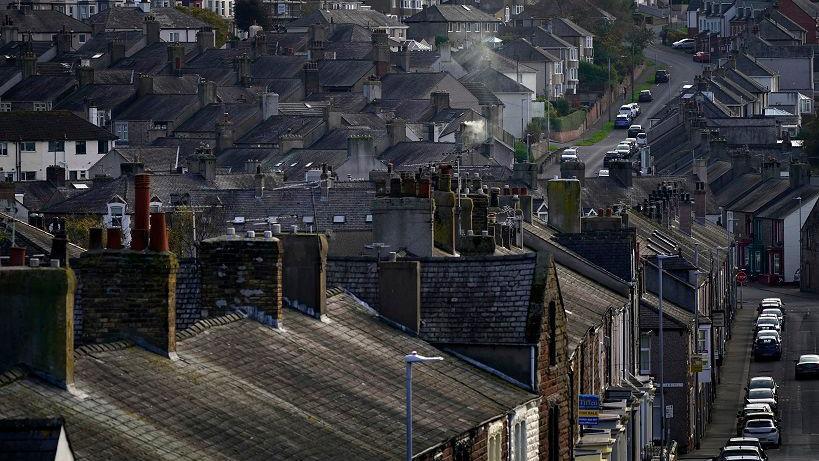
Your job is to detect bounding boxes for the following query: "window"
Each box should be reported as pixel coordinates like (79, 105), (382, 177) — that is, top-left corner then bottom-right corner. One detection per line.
(548, 301), (557, 365)
(585, 36), (592, 48)
(0, 142), (6, 155)
(79, 170), (87, 179)
(109, 204), (124, 227)
(487, 430), (501, 461)
(21, 142), (35, 152)
(90, 5), (95, 13)
(170, 32), (180, 42)
(513, 419), (527, 461)
(69, 170), (78, 180)
(303, 216), (315, 224)
(366, 214), (373, 223)
(21, 171), (36, 181)
(494, 23), (498, 31)
(33, 102), (48, 111)
(114, 121), (128, 143)
(640, 333), (651, 373)
(79, 33), (86, 43)
(697, 329), (707, 354)
(333, 215), (345, 223)
(98, 139), (109, 154)
(76, 140), (86, 155)
(456, 22), (461, 32)
(448, 22), (453, 32)
(514, 4), (523, 14)
(0, 102), (10, 112)
(48, 141), (65, 152)
(548, 405), (559, 461)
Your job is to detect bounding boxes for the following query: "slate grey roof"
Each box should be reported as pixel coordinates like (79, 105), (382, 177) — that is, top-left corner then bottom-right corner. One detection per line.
(713, 172), (762, 206)
(0, 9), (90, 33)
(461, 67), (531, 94)
(461, 81), (503, 106)
(371, 98), (433, 122)
(1, 75), (75, 102)
(110, 147), (181, 173)
(311, 127), (387, 150)
(556, 263), (626, 351)
(0, 40), (54, 58)
(757, 185), (819, 219)
(758, 18), (799, 42)
(112, 42), (196, 75)
(418, 254), (536, 344)
(87, 6), (206, 30)
(116, 94), (198, 121)
(71, 31), (144, 59)
(328, 23), (372, 42)
(176, 103), (260, 133)
(404, 4), (500, 23)
(380, 71), (448, 99)
(734, 53), (777, 77)
(305, 92), (368, 113)
(0, 111), (116, 141)
(770, 10), (806, 34)
(640, 292), (693, 329)
(235, 115), (324, 146)
(318, 60), (373, 88)
(547, 17), (593, 37)
(496, 38), (560, 63)
(380, 141), (456, 169)
(453, 45), (538, 73)
(0, 290), (535, 460)
(215, 147), (276, 172)
(250, 55), (307, 80)
(269, 148), (348, 180)
(93, 69), (136, 84)
(54, 84), (136, 112)
(289, 9), (404, 28)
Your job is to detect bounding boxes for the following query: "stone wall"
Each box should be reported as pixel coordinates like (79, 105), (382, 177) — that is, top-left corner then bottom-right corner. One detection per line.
(0, 267), (75, 388)
(199, 236), (283, 327)
(175, 258), (202, 330)
(73, 250), (178, 355)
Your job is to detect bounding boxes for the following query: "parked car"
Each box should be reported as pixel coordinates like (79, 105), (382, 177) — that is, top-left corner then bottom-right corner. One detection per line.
(636, 132), (648, 147)
(760, 308), (783, 324)
(638, 89), (653, 102)
(758, 298), (782, 314)
(616, 143), (633, 156)
(655, 69), (670, 83)
(725, 437), (766, 459)
(603, 151), (620, 167)
(627, 102), (640, 116)
(720, 445), (767, 460)
(615, 114), (631, 128)
(672, 38), (696, 49)
(745, 388), (777, 413)
(693, 51), (711, 62)
(597, 169), (610, 177)
(759, 313), (783, 332)
(747, 377), (778, 398)
(742, 419), (781, 448)
(627, 125), (644, 138)
(755, 317), (781, 335)
(753, 332), (781, 361)
(795, 354), (819, 379)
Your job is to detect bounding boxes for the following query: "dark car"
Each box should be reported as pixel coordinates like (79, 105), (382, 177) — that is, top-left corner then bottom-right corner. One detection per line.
(753, 334), (781, 361)
(638, 90), (653, 102)
(603, 151), (622, 167)
(615, 114), (631, 128)
(796, 354), (819, 379)
(693, 51), (711, 62)
(655, 69), (670, 83)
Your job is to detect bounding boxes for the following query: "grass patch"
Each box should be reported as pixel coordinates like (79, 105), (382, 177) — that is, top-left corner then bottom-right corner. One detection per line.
(576, 122), (614, 146)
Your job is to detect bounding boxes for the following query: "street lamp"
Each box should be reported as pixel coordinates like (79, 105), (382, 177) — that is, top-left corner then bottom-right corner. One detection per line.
(405, 351), (443, 461)
(795, 196), (803, 285)
(657, 253), (674, 461)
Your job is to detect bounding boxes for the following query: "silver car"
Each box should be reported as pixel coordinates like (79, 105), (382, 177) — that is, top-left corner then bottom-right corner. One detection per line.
(742, 419), (780, 448)
(745, 388), (777, 413)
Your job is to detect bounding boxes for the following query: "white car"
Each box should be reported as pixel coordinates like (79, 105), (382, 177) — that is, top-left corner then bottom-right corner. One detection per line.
(636, 132), (647, 147)
(755, 317), (781, 334)
(672, 38), (695, 49)
(748, 376), (778, 398)
(619, 104), (637, 118)
(597, 169), (610, 177)
(745, 388), (777, 413)
(742, 419), (780, 448)
(761, 308), (783, 323)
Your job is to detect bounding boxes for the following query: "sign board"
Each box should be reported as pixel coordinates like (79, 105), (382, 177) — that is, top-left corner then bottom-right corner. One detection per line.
(661, 382), (684, 388)
(665, 404), (674, 419)
(736, 270), (747, 285)
(690, 356), (704, 373)
(711, 311), (725, 328)
(578, 394), (600, 426)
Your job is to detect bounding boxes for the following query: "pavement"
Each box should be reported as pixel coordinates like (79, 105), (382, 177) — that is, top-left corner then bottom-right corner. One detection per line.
(543, 43), (704, 178)
(683, 284), (819, 461)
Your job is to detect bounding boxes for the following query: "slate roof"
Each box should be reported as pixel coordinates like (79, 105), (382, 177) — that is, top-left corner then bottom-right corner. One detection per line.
(189, 180), (376, 231)
(371, 98), (434, 122)
(328, 23), (372, 42)
(93, 69), (136, 84)
(380, 71), (448, 100)
(70, 31), (144, 59)
(734, 53), (777, 77)
(0, 40), (54, 59)
(0, 111), (116, 141)
(380, 141), (456, 169)
(461, 67), (531, 94)
(324, 41), (373, 60)
(0, 211), (85, 258)
(269, 148), (348, 180)
(725, 177), (791, 213)
(116, 94), (198, 121)
(87, 6), (206, 30)
(176, 103), (260, 133)
(758, 18), (799, 42)
(235, 115), (324, 146)
(556, 264), (627, 351)
(112, 42), (196, 75)
(404, 4), (500, 23)
(318, 60), (373, 88)
(640, 292), (693, 329)
(461, 81), (503, 106)
(417, 254), (536, 344)
(495, 38), (560, 63)
(770, 10), (806, 34)
(0, 9), (90, 33)
(548, 17), (593, 37)
(453, 45), (538, 74)
(1, 75), (75, 102)
(215, 147), (277, 172)
(311, 127), (387, 150)
(110, 147), (181, 173)
(0, 291), (535, 460)
(0, 417), (68, 460)
(289, 9), (404, 28)
(712, 172), (762, 206)
(757, 185), (819, 219)
(54, 84), (136, 112)
(265, 32), (309, 53)
(250, 55), (307, 80)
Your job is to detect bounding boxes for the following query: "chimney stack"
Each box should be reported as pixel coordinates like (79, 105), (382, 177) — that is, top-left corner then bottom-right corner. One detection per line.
(197, 78), (216, 107)
(372, 30), (390, 77)
(196, 27), (215, 54)
(303, 61), (319, 95)
(54, 26), (71, 53)
(131, 173), (151, 250)
(431, 91), (450, 114)
(547, 179), (581, 233)
(363, 76), (381, 102)
(789, 161), (810, 188)
(609, 159), (633, 187)
(76, 64), (94, 86)
(433, 164), (457, 253)
(693, 157), (707, 183)
(559, 160), (585, 185)
(679, 193), (693, 236)
(167, 42), (185, 75)
(46, 165), (66, 187)
(215, 112), (234, 154)
(694, 181), (707, 224)
(260, 92), (279, 120)
(20, 49), (36, 79)
(145, 14), (160, 45)
(387, 118), (407, 147)
(137, 73), (153, 97)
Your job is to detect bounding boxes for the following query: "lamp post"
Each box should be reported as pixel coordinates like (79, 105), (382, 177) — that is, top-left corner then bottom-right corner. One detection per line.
(405, 351), (443, 461)
(657, 254), (674, 461)
(795, 196), (803, 285)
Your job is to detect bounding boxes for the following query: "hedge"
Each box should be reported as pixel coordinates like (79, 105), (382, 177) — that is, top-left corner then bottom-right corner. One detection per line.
(549, 109), (587, 132)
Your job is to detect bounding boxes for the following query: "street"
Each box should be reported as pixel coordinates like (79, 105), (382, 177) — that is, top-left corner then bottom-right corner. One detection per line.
(685, 285), (819, 461)
(544, 44), (703, 178)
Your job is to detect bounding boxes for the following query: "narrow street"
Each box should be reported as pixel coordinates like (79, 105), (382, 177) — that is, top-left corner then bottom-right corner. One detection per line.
(685, 285), (819, 461)
(543, 44), (703, 178)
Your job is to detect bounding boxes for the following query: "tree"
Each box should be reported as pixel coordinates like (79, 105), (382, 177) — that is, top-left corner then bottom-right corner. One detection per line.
(800, 114), (819, 167)
(175, 6), (231, 47)
(578, 61), (615, 92)
(64, 215), (101, 249)
(514, 141), (531, 163)
(234, 0), (269, 32)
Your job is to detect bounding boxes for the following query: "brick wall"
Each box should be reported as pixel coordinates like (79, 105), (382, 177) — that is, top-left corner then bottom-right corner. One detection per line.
(199, 236), (283, 327)
(777, 0), (817, 43)
(175, 258), (202, 330)
(73, 250), (178, 354)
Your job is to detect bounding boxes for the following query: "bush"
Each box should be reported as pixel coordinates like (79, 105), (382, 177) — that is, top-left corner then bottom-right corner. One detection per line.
(553, 97), (571, 117)
(549, 110), (587, 132)
(64, 215), (101, 249)
(175, 6), (231, 47)
(514, 141), (530, 162)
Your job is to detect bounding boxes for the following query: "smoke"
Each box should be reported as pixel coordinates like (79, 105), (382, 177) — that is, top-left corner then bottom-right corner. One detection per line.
(461, 119), (487, 148)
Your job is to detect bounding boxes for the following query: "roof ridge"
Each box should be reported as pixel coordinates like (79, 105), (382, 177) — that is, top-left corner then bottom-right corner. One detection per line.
(176, 312), (246, 340)
(75, 340), (134, 357)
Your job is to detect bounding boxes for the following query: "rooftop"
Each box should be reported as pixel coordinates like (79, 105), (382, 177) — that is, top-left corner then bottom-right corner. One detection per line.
(0, 111), (116, 141)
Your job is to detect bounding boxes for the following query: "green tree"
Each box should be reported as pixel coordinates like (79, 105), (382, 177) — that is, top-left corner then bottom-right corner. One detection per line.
(234, 0), (269, 32)
(800, 115), (819, 167)
(552, 97), (571, 117)
(579, 61), (615, 91)
(64, 215), (101, 249)
(514, 141), (531, 163)
(175, 6), (231, 47)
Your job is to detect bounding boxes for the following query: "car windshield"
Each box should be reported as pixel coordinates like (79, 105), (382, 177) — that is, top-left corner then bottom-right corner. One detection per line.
(748, 389), (773, 399)
(750, 378), (774, 388)
(762, 309), (781, 316)
(747, 420), (773, 428)
(800, 355), (819, 364)
(757, 318), (777, 326)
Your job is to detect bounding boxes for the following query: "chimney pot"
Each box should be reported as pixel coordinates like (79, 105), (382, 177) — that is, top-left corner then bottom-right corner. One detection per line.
(29, 258), (40, 267)
(148, 212), (169, 252)
(106, 227), (123, 249)
(272, 223), (282, 234)
(264, 230), (273, 239)
(246, 230), (256, 238)
(226, 227), (236, 239)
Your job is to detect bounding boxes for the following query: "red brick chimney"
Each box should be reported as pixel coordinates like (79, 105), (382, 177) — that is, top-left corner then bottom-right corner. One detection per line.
(131, 174), (150, 250)
(694, 181), (707, 224)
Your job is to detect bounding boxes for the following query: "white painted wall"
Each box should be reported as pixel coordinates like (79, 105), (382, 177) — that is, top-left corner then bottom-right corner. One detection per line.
(500, 69), (538, 98)
(0, 139), (109, 181)
(498, 92), (532, 139)
(784, 196), (818, 282)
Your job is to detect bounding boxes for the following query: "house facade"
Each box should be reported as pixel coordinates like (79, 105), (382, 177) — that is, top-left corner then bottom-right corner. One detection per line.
(404, 5), (501, 48)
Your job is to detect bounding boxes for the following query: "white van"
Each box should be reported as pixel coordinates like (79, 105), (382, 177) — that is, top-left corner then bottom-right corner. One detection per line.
(636, 132), (648, 146)
(561, 147), (579, 162)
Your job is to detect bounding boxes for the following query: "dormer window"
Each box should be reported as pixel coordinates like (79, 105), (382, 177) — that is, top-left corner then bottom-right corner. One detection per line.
(150, 196), (162, 213)
(303, 216), (315, 224)
(333, 215), (345, 223)
(365, 214), (373, 223)
(107, 197), (127, 228)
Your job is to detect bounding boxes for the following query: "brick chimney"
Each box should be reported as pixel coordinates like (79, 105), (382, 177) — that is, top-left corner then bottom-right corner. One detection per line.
(215, 112), (234, 154)
(547, 178), (581, 233)
(433, 164), (457, 253)
(378, 259), (421, 332)
(131, 173), (151, 250)
(20, 49), (36, 79)
(277, 233), (328, 319)
(789, 161), (810, 188)
(235, 53), (251, 86)
(694, 181), (707, 224)
(679, 193), (693, 236)
(46, 165), (66, 186)
(144, 14), (160, 45)
(54, 26), (71, 53)
(108, 39), (125, 65)
(609, 159), (633, 187)
(372, 30), (390, 77)
(303, 61), (319, 95)
(431, 91), (450, 114)
(76, 64), (94, 86)
(387, 118), (407, 147)
(197, 78), (216, 107)
(196, 27), (215, 54)
(137, 73), (153, 97)
(559, 160), (585, 185)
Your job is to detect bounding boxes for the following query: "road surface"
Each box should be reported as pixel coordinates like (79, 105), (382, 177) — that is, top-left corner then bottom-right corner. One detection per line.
(543, 44), (703, 178)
